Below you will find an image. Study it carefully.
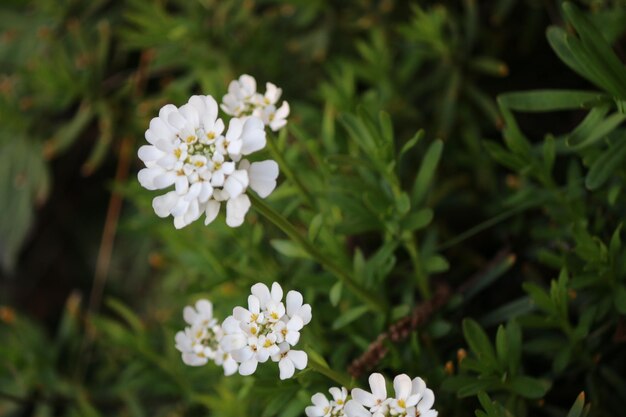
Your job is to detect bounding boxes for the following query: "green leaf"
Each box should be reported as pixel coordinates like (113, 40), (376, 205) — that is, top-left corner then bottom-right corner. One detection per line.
(483, 141), (528, 171)
(462, 319), (499, 372)
(614, 286), (626, 314)
(508, 376), (551, 399)
(332, 306), (370, 330)
(403, 208), (433, 231)
(270, 239), (313, 259)
(567, 392), (586, 417)
(562, 2), (626, 99)
(424, 255), (449, 273)
(498, 90), (603, 112)
(411, 139), (444, 205)
(543, 135), (556, 173)
(497, 104), (532, 155)
(585, 137), (626, 190)
(495, 325), (508, 367)
(567, 112), (626, 149)
(329, 282), (343, 307)
(400, 129), (424, 157)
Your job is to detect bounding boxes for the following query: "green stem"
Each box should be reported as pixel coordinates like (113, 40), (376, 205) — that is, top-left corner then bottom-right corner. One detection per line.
(266, 132), (315, 207)
(306, 350), (354, 388)
(404, 236), (431, 299)
(249, 193), (387, 312)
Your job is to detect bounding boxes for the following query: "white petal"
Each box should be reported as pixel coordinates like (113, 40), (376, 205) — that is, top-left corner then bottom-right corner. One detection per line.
(394, 374), (412, 400)
(221, 316), (241, 334)
(240, 117), (266, 155)
(196, 300), (213, 319)
(175, 176), (189, 195)
(198, 182), (214, 203)
(238, 358), (258, 376)
(183, 306), (197, 324)
(311, 393), (330, 408)
(247, 160), (279, 198)
(167, 110), (187, 130)
(417, 389), (435, 412)
(138, 167), (162, 190)
(271, 282), (283, 302)
(222, 356), (238, 376)
(285, 330), (300, 346)
(153, 172), (177, 189)
(204, 200), (220, 225)
(248, 295), (260, 314)
(173, 215), (188, 229)
(411, 377), (426, 396)
(231, 347), (254, 362)
(138, 145), (164, 162)
(286, 291), (303, 318)
(275, 101), (290, 119)
(149, 117), (174, 140)
(233, 306), (251, 322)
(240, 74), (257, 95)
(179, 103), (200, 128)
(152, 192), (178, 218)
(182, 352), (207, 366)
(351, 389), (376, 407)
(223, 169), (249, 199)
(225, 194), (251, 227)
(296, 304), (312, 325)
(287, 350), (307, 369)
(220, 334), (246, 352)
(345, 400), (373, 417)
(251, 283), (271, 307)
(369, 373), (387, 400)
(278, 357), (295, 380)
(226, 117), (244, 142)
(305, 406), (325, 417)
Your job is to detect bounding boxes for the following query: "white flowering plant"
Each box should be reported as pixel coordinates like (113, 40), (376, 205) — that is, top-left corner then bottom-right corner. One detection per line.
(4, 2), (624, 417)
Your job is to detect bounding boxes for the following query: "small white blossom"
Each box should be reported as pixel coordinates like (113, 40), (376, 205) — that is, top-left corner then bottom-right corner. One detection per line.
(138, 95), (279, 228)
(174, 299), (238, 376)
(306, 387), (349, 417)
(345, 373), (437, 417)
(220, 282), (311, 379)
(221, 75), (290, 131)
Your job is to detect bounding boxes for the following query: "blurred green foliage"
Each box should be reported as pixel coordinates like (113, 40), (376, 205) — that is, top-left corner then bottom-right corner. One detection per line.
(1, 0), (626, 416)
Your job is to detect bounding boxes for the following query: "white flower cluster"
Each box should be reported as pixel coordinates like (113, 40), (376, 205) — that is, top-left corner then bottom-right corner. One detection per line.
(221, 74), (290, 131)
(343, 373), (438, 417)
(138, 75), (289, 229)
(174, 299), (238, 376)
(219, 282), (312, 379)
(306, 387), (349, 417)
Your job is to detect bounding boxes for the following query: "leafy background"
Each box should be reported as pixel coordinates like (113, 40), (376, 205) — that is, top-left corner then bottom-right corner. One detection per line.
(1, 0), (626, 416)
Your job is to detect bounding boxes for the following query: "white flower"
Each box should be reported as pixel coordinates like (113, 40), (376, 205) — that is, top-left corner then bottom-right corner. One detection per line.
(406, 377), (437, 417)
(138, 95), (279, 228)
(220, 282), (311, 379)
(344, 374), (438, 417)
(254, 101), (290, 132)
(272, 342), (308, 380)
(350, 373), (390, 417)
(221, 74), (290, 131)
(306, 387), (349, 417)
(174, 299), (238, 376)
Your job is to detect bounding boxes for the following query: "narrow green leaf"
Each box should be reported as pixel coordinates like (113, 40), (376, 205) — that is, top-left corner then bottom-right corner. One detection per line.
(563, 2), (626, 99)
(567, 112), (626, 149)
(411, 139), (444, 205)
(508, 376), (551, 399)
(567, 392), (586, 417)
(498, 90), (603, 112)
(270, 239), (313, 259)
(585, 138), (626, 190)
(332, 306), (370, 330)
(462, 318), (499, 372)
